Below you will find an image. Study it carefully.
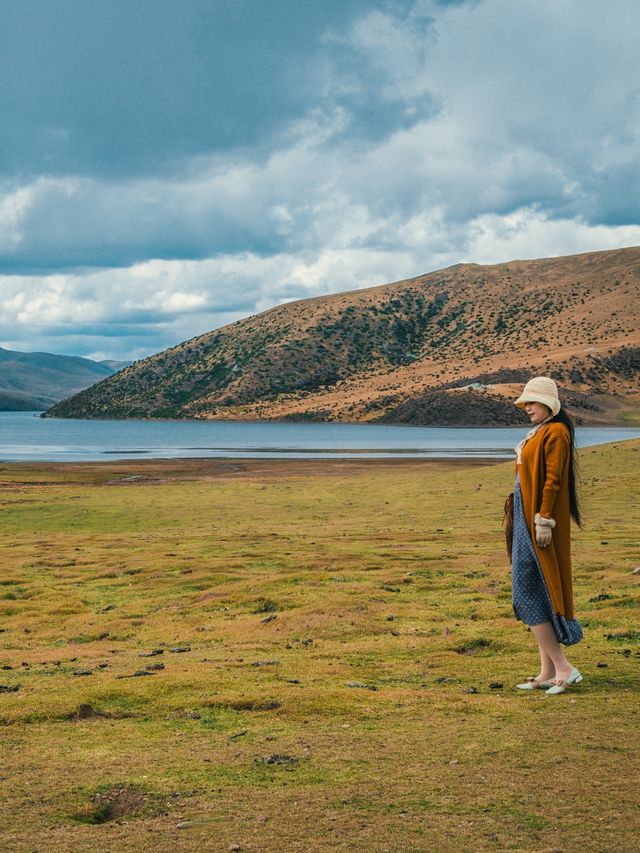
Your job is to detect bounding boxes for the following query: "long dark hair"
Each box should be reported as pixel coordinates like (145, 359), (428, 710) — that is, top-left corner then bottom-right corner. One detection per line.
(550, 408), (582, 527)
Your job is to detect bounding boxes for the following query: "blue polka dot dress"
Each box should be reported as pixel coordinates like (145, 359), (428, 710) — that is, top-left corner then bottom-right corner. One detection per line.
(512, 474), (583, 646)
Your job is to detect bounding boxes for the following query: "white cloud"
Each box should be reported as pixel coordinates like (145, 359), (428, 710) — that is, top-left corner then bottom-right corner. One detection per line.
(464, 208), (640, 264)
(1, 0), (640, 358)
(2, 207), (640, 360)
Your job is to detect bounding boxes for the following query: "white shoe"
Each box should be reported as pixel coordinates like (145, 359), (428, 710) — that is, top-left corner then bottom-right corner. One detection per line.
(516, 676), (553, 690)
(545, 667), (583, 695)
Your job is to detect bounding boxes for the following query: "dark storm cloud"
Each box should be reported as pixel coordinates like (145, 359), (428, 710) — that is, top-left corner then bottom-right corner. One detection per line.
(0, 0), (374, 180)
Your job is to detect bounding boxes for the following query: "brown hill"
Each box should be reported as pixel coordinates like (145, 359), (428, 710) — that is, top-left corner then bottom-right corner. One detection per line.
(46, 246), (640, 425)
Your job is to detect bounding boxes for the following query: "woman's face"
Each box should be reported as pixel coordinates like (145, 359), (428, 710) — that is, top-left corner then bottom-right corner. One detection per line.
(524, 401), (551, 424)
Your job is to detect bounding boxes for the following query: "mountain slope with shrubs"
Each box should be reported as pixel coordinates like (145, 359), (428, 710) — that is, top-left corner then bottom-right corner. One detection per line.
(46, 247), (640, 425)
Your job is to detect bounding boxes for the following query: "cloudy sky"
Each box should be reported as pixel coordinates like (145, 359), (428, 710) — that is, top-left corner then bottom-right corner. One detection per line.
(1, 0), (639, 360)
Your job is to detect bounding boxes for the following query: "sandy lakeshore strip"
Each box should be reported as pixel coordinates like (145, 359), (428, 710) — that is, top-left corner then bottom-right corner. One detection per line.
(0, 454), (499, 485)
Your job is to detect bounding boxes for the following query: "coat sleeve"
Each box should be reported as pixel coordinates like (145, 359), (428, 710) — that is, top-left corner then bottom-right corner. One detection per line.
(539, 425), (569, 518)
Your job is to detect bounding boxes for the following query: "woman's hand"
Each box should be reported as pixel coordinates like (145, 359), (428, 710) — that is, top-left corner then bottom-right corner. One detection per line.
(534, 513), (555, 548)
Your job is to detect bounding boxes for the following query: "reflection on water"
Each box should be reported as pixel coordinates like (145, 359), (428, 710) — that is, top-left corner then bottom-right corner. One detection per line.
(0, 411), (639, 463)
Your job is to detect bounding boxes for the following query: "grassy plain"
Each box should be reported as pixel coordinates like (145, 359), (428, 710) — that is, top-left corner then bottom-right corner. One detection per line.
(0, 443), (638, 852)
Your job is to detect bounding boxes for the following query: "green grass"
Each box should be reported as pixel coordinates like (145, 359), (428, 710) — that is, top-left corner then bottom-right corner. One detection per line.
(0, 445), (639, 852)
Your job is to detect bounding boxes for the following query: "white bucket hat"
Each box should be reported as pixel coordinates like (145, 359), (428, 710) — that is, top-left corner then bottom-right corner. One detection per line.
(514, 376), (561, 416)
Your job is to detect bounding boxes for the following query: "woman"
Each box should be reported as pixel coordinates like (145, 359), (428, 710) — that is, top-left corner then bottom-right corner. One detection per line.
(508, 376), (583, 695)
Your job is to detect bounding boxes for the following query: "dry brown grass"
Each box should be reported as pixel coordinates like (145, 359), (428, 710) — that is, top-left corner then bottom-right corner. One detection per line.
(0, 442), (638, 852)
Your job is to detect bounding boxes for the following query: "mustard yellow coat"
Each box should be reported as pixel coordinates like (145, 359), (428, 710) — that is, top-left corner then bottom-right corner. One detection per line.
(516, 421), (574, 619)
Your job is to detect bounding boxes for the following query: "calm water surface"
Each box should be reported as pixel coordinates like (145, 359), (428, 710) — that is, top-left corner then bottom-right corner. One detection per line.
(1, 412), (639, 463)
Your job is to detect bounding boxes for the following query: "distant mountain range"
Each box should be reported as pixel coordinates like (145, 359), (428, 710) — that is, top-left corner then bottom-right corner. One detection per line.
(0, 349), (131, 411)
(45, 247), (640, 426)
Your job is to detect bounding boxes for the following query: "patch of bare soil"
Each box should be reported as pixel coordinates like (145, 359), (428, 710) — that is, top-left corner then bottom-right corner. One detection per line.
(0, 456), (499, 486)
(74, 785), (155, 824)
(68, 703), (109, 720)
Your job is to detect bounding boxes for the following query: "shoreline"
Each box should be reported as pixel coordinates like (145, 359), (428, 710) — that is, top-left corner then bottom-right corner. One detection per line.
(0, 454), (502, 484)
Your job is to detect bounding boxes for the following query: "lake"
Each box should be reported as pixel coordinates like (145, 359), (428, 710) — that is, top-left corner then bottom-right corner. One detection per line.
(1, 411), (639, 463)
